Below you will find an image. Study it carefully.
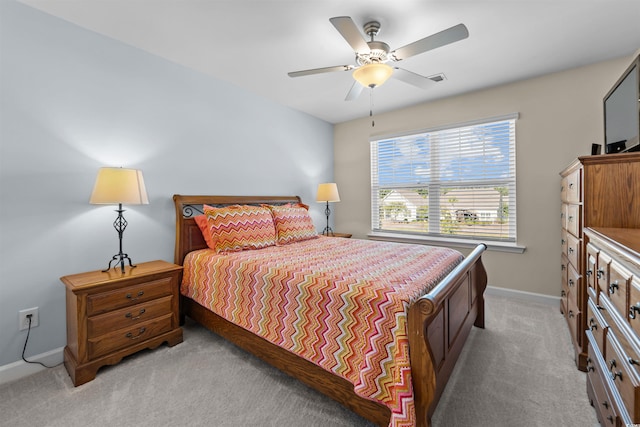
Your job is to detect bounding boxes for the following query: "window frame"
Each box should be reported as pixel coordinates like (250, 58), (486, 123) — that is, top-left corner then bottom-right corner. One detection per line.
(369, 113), (523, 252)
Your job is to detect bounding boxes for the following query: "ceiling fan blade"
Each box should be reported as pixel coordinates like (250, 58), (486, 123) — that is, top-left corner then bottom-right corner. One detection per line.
(393, 67), (438, 90)
(330, 16), (371, 54)
(288, 65), (354, 78)
(391, 23), (469, 61)
(345, 81), (364, 101)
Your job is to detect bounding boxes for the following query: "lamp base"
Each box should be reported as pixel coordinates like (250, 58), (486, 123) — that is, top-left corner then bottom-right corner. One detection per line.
(102, 253), (136, 274)
(321, 227), (335, 237)
(103, 204), (137, 274)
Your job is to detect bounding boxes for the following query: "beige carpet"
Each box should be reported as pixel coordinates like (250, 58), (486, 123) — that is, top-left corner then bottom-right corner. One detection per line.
(0, 294), (598, 426)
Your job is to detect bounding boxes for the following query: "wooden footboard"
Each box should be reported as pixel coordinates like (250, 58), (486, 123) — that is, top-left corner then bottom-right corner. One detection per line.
(408, 243), (487, 426)
(173, 194), (487, 427)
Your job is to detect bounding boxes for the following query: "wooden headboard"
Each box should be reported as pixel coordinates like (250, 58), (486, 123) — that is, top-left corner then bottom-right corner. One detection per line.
(172, 194), (302, 266)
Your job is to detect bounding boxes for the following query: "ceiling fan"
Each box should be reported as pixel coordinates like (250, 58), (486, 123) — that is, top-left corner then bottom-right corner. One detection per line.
(288, 16), (469, 101)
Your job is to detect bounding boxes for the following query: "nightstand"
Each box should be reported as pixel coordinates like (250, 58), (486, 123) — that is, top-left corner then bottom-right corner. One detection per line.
(330, 233), (352, 238)
(60, 260), (183, 386)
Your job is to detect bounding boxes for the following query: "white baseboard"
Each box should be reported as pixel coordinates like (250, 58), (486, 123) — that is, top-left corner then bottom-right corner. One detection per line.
(486, 285), (559, 306)
(0, 347), (64, 386)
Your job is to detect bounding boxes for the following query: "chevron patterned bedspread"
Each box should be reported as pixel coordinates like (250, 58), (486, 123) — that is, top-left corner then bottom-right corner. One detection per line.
(181, 236), (463, 426)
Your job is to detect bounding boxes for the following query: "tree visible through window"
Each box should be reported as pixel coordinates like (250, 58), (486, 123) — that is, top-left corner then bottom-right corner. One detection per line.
(370, 114), (517, 243)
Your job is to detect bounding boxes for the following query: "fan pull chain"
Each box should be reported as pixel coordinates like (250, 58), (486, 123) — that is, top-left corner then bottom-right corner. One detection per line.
(369, 87), (375, 127)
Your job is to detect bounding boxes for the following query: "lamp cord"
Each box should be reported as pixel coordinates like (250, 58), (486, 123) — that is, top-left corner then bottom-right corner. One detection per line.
(21, 316), (61, 369)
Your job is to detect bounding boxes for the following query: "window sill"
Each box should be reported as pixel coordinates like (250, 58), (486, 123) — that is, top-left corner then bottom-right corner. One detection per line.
(367, 231), (526, 254)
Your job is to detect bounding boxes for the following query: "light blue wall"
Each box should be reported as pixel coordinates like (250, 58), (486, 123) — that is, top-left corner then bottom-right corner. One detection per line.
(0, 1), (333, 367)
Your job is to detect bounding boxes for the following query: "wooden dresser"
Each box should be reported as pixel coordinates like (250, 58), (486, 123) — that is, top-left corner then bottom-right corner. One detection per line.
(584, 228), (640, 425)
(61, 260), (183, 386)
(560, 152), (640, 372)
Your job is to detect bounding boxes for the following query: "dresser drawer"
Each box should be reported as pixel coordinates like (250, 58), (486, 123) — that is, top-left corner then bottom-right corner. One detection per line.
(88, 313), (173, 359)
(87, 295), (173, 338)
(586, 243), (599, 295)
(606, 332), (640, 422)
(597, 251), (612, 296)
(608, 260), (631, 319)
(566, 296), (582, 348)
(566, 232), (581, 268)
(563, 168), (581, 203)
(87, 277), (173, 316)
(629, 278), (640, 336)
(565, 204), (581, 237)
(587, 336), (617, 426)
(588, 298), (608, 359)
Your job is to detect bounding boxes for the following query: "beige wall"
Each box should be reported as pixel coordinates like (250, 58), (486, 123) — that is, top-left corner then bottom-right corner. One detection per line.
(333, 54), (635, 297)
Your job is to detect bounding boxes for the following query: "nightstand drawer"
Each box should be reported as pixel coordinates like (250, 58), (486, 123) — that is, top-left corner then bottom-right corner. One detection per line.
(88, 313), (173, 359)
(87, 277), (173, 316)
(87, 295), (173, 338)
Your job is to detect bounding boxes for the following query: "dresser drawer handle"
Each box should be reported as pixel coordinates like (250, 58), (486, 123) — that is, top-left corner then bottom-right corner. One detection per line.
(125, 291), (145, 301)
(569, 183), (574, 189)
(629, 358), (640, 366)
(561, 290), (566, 297)
(586, 269), (592, 277)
(568, 215), (573, 222)
(125, 327), (146, 340)
(568, 247), (574, 254)
(568, 279), (574, 287)
(609, 281), (619, 294)
(561, 264), (566, 271)
(611, 370), (623, 381)
(597, 304), (605, 311)
(606, 415), (614, 424)
(568, 310), (574, 319)
(125, 308), (146, 320)
(597, 268), (605, 279)
(561, 238), (565, 245)
(589, 318), (598, 331)
(630, 304), (640, 319)
(602, 400), (609, 410)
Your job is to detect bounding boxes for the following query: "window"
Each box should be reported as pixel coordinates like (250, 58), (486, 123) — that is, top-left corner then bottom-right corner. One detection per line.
(370, 114), (517, 244)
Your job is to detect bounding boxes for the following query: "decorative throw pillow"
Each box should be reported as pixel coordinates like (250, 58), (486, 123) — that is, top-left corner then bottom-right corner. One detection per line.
(268, 204), (318, 245)
(203, 204), (277, 253)
(194, 213), (216, 250)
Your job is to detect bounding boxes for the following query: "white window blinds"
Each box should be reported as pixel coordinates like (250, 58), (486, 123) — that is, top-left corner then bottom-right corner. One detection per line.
(370, 114), (517, 243)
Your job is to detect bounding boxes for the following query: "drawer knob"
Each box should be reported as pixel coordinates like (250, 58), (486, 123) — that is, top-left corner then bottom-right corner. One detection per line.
(125, 308), (146, 320)
(630, 304), (640, 319)
(609, 281), (619, 294)
(611, 370), (623, 381)
(125, 327), (146, 340)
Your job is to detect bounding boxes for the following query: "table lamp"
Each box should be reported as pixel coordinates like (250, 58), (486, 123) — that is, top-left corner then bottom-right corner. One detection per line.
(90, 167), (149, 273)
(316, 183), (340, 236)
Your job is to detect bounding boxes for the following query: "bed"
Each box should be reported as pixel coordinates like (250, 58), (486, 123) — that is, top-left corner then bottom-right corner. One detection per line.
(173, 194), (487, 427)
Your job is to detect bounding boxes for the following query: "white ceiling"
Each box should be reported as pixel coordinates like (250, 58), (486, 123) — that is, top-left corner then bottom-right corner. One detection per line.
(19, 0), (640, 124)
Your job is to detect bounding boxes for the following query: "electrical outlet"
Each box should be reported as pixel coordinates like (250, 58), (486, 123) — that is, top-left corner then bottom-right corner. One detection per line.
(18, 307), (39, 331)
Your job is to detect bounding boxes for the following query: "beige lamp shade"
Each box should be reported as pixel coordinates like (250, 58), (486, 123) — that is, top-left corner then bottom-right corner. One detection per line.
(316, 183), (340, 203)
(89, 167), (149, 205)
(352, 63), (394, 88)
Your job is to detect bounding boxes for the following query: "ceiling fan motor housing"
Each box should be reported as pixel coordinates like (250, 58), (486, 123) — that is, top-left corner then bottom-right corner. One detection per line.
(357, 41), (390, 65)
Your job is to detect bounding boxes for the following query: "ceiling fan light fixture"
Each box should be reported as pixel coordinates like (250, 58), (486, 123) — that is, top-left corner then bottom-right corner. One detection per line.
(353, 63), (394, 88)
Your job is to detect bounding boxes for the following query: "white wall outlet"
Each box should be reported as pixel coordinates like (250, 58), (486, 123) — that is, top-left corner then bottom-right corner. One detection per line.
(18, 307), (39, 331)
